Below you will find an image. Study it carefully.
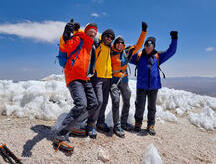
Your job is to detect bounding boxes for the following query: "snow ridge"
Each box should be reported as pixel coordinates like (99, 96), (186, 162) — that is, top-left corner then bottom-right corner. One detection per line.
(0, 74), (216, 130)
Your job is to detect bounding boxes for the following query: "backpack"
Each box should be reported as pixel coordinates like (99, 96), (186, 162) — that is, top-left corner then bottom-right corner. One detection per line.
(135, 50), (166, 78)
(56, 38), (83, 68)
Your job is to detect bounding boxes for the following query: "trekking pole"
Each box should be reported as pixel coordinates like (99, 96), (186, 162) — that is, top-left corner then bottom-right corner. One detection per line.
(2, 144), (22, 164)
(0, 145), (14, 164)
(115, 47), (135, 86)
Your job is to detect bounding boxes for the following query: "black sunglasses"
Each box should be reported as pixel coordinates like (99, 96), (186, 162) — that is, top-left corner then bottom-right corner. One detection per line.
(145, 43), (154, 48)
(105, 34), (114, 40)
(116, 41), (124, 44)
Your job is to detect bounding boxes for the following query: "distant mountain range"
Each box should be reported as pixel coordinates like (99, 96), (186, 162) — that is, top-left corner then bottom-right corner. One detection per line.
(130, 76), (216, 97)
(162, 77), (216, 97)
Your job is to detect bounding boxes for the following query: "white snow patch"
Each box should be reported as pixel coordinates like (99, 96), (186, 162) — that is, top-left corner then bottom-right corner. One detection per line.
(189, 107), (216, 130)
(1, 75), (216, 131)
(142, 144), (162, 164)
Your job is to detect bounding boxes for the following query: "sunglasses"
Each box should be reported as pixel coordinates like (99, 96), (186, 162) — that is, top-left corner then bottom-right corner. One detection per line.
(105, 34), (114, 40)
(145, 43), (154, 48)
(116, 41), (124, 44)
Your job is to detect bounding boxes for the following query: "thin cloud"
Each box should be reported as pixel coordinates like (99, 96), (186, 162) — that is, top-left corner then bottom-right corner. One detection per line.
(102, 12), (107, 16)
(205, 47), (215, 52)
(20, 67), (33, 72)
(91, 13), (99, 18)
(0, 21), (66, 43)
(0, 20), (99, 43)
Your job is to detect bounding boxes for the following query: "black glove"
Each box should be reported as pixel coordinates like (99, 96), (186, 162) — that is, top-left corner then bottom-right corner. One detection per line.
(170, 31), (178, 39)
(64, 22), (75, 33)
(63, 19), (75, 42)
(142, 21), (148, 32)
(74, 22), (80, 31)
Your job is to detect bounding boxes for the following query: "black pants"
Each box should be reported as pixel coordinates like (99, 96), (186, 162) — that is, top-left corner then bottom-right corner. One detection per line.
(134, 89), (158, 126)
(91, 75), (112, 124)
(62, 80), (98, 129)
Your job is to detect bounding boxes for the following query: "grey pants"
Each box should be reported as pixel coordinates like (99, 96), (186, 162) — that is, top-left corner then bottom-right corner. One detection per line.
(91, 75), (112, 124)
(62, 80), (98, 130)
(134, 89), (158, 126)
(110, 81), (131, 127)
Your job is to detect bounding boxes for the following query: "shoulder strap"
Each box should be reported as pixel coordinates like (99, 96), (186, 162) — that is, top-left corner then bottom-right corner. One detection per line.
(96, 45), (102, 59)
(154, 53), (165, 79)
(136, 51), (142, 64)
(68, 38), (83, 66)
(134, 50), (143, 76)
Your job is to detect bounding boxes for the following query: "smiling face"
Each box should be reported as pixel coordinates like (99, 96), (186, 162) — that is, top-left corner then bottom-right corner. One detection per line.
(145, 44), (154, 55)
(115, 41), (124, 51)
(85, 28), (97, 40)
(103, 34), (114, 46)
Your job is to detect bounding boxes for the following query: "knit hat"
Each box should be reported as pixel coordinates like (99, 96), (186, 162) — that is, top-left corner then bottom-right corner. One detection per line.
(144, 37), (156, 48)
(84, 23), (97, 33)
(113, 36), (125, 47)
(101, 29), (115, 41)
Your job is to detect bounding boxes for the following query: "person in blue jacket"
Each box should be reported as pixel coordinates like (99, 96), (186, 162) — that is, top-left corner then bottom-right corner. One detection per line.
(130, 31), (178, 135)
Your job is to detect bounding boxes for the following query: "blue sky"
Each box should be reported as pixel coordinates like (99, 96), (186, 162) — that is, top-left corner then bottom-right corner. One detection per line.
(0, 0), (216, 80)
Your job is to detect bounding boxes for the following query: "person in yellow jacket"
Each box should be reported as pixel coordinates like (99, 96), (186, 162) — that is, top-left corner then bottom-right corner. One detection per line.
(90, 29), (115, 133)
(110, 22), (148, 137)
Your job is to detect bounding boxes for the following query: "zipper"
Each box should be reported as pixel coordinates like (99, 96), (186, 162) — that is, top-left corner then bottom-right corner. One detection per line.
(105, 47), (110, 78)
(87, 47), (92, 77)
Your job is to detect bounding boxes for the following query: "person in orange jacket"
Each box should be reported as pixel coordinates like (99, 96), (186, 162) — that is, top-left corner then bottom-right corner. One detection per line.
(54, 21), (99, 144)
(110, 22), (148, 137)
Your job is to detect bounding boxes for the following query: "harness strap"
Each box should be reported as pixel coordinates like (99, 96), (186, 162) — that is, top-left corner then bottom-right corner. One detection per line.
(135, 51), (166, 78)
(70, 39), (83, 66)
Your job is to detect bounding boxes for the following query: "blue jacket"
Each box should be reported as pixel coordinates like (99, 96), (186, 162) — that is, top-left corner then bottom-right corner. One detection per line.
(130, 39), (177, 90)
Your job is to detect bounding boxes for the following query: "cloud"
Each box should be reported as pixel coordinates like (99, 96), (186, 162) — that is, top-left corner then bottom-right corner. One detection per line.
(205, 47), (215, 52)
(0, 21), (66, 43)
(20, 67), (33, 72)
(91, 13), (99, 18)
(102, 12), (107, 16)
(0, 20), (99, 43)
(92, 0), (104, 4)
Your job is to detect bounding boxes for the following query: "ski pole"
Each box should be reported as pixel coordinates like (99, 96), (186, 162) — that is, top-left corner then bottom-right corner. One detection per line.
(2, 144), (22, 164)
(0, 146), (14, 164)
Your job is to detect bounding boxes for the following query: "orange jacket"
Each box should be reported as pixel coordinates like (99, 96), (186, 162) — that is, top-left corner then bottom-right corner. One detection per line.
(61, 31), (94, 86)
(111, 31), (147, 78)
(111, 47), (128, 78)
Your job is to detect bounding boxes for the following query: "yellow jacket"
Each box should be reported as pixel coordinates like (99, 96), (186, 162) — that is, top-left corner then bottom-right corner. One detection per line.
(95, 42), (112, 78)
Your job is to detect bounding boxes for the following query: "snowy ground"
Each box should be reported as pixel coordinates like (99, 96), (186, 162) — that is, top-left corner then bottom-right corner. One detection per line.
(1, 74), (216, 130)
(0, 74), (216, 163)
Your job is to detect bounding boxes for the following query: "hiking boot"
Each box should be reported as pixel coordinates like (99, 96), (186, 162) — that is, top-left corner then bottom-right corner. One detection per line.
(86, 125), (97, 139)
(147, 125), (156, 136)
(134, 122), (142, 132)
(70, 127), (87, 136)
(53, 134), (74, 152)
(121, 123), (134, 132)
(96, 122), (110, 133)
(113, 125), (125, 138)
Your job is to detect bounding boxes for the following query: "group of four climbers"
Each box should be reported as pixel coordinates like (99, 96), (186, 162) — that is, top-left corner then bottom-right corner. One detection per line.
(54, 19), (178, 143)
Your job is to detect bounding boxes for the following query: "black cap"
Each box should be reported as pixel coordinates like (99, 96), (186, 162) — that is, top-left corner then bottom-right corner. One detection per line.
(102, 29), (115, 41)
(144, 37), (156, 48)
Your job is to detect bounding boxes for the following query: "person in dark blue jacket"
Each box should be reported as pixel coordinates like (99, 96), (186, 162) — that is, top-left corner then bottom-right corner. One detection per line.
(130, 31), (178, 135)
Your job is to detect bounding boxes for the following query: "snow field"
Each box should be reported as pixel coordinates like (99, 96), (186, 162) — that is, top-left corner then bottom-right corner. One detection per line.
(0, 74), (216, 130)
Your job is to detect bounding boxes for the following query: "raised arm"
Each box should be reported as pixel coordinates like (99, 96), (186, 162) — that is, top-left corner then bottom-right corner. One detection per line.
(158, 31), (178, 65)
(127, 22), (147, 61)
(132, 21), (148, 54)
